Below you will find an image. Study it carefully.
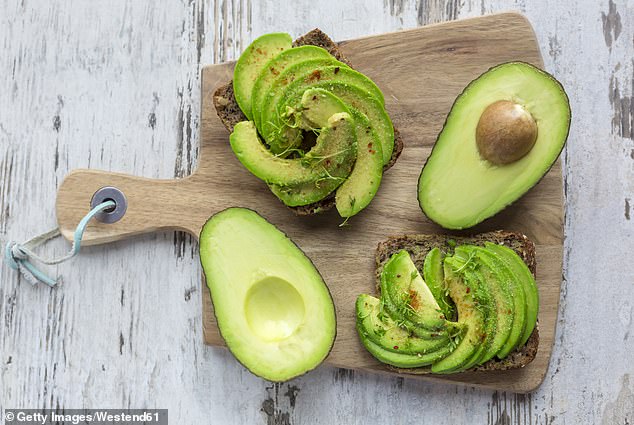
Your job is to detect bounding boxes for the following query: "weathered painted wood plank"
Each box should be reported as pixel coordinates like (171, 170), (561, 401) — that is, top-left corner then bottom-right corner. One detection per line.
(1, 0), (633, 423)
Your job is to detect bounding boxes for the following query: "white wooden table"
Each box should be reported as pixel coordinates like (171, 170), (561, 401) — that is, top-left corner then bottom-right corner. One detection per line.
(1, 1), (633, 423)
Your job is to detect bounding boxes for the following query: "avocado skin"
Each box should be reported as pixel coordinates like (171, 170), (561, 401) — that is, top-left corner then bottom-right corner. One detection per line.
(199, 207), (336, 382)
(417, 61), (571, 230)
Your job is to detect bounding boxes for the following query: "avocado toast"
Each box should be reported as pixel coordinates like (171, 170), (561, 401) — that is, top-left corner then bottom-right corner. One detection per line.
(362, 231), (539, 374)
(213, 29), (403, 217)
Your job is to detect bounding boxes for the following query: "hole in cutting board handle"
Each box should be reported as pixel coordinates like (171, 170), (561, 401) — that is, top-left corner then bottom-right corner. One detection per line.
(90, 187), (128, 224)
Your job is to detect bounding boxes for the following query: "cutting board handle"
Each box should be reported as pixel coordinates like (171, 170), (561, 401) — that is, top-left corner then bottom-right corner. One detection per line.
(56, 169), (202, 246)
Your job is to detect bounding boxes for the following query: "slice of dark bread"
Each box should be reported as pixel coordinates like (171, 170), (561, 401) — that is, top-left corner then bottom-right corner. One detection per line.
(374, 230), (539, 374)
(212, 29), (404, 216)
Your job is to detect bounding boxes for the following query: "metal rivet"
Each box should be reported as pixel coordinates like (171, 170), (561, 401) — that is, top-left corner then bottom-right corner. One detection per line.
(90, 187), (127, 224)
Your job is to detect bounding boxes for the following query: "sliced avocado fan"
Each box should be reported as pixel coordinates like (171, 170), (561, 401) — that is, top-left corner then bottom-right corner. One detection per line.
(355, 242), (539, 373)
(228, 32), (395, 219)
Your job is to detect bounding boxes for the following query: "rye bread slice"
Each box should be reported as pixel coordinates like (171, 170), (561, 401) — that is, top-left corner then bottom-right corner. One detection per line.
(212, 29), (404, 216)
(374, 231), (539, 374)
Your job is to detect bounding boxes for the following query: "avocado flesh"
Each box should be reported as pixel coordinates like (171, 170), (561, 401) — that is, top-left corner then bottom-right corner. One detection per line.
(455, 246), (514, 364)
(465, 245), (527, 358)
(305, 82), (394, 166)
(356, 294), (452, 356)
(431, 260), (489, 374)
(418, 62), (571, 229)
(233, 33), (292, 120)
(250, 45), (334, 120)
(446, 256), (497, 371)
(290, 88), (384, 216)
(229, 114), (357, 186)
(199, 208), (335, 381)
(253, 58), (349, 151)
(268, 90), (355, 207)
(359, 332), (457, 369)
(261, 66), (386, 155)
(485, 242), (537, 348)
(423, 247), (456, 321)
(380, 250), (449, 331)
(335, 108), (383, 217)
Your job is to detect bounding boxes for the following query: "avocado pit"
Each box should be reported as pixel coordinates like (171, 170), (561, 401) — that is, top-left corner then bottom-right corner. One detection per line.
(476, 100), (537, 165)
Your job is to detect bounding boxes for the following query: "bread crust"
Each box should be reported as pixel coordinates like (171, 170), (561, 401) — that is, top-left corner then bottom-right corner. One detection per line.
(212, 28), (403, 215)
(374, 230), (539, 373)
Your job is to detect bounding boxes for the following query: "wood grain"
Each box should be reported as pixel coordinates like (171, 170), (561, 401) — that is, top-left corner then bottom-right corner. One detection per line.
(55, 13), (560, 393)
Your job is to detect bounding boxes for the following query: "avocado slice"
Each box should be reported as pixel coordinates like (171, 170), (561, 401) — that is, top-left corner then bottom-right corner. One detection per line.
(229, 113), (357, 186)
(466, 245), (527, 359)
(233, 33), (292, 120)
(430, 259), (490, 374)
(422, 248), (456, 321)
(293, 88), (384, 216)
(418, 62), (571, 229)
(199, 208), (335, 381)
(356, 294), (451, 356)
(484, 242), (537, 348)
(261, 65), (386, 155)
(445, 255), (497, 371)
(250, 45), (335, 121)
(284, 81), (394, 166)
(267, 90), (355, 207)
(454, 245), (514, 364)
(358, 333), (457, 369)
(253, 57), (349, 150)
(380, 250), (449, 332)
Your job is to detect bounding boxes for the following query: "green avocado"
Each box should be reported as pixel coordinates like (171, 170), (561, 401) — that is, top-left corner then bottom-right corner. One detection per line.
(250, 45), (335, 121)
(423, 247), (456, 321)
(253, 58), (349, 150)
(233, 33), (292, 120)
(294, 88), (384, 217)
(229, 113), (357, 186)
(485, 242), (537, 348)
(446, 256), (498, 371)
(431, 258), (490, 374)
(468, 245), (527, 359)
(268, 89), (354, 207)
(261, 65), (386, 155)
(288, 81), (394, 166)
(455, 245), (514, 364)
(356, 294), (451, 356)
(199, 208), (335, 381)
(380, 250), (448, 331)
(418, 62), (571, 229)
(358, 334), (457, 369)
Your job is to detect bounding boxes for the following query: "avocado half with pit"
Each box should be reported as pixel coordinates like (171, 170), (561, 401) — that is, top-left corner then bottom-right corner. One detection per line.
(200, 208), (336, 381)
(418, 62), (571, 229)
(229, 32), (394, 218)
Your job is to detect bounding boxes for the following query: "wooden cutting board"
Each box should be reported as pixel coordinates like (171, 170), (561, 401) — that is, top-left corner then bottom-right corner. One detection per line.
(56, 13), (563, 393)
